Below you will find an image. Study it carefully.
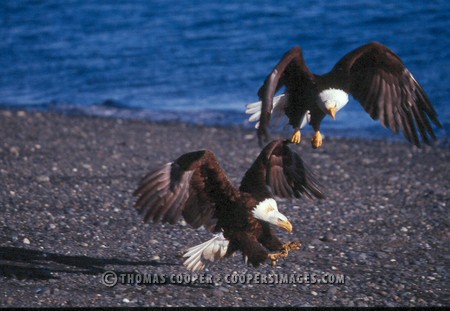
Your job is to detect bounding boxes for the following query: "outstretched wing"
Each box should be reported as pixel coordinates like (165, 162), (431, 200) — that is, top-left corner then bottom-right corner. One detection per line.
(331, 41), (442, 147)
(257, 46), (316, 145)
(134, 150), (240, 231)
(239, 140), (324, 200)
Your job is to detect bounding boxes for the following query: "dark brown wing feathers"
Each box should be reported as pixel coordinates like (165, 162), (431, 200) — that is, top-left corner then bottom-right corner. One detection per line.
(257, 46), (315, 145)
(239, 140), (324, 200)
(331, 41), (442, 146)
(134, 150), (239, 231)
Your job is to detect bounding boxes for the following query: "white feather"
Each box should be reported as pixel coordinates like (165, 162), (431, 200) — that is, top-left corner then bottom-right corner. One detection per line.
(248, 111), (261, 122)
(246, 101), (262, 109)
(317, 88), (349, 113)
(252, 198), (278, 221)
(252, 198), (288, 226)
(246, 94), (289, 129)
(299, 110), (311, 129)
(182, 233), (229, 272)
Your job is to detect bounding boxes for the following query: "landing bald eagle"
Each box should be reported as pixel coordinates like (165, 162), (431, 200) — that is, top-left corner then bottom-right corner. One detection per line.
(246, 42), (442, 148)
(133, 140), (324, 271)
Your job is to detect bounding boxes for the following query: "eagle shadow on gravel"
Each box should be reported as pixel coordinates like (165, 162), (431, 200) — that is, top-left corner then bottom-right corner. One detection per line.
(0, 246), (170, 281)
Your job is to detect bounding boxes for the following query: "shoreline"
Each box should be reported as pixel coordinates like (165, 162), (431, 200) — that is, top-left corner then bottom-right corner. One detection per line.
(0, 109), (448, 307)
(1, 106), (448, 146)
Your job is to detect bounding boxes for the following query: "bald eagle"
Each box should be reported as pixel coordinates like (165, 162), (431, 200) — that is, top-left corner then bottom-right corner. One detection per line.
(133, 140), (324, 271)
(246, 42), (442, 148)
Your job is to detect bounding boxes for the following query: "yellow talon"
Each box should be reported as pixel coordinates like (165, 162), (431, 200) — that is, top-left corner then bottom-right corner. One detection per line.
(268, 242), (301, 267)
(291, 129), (301, 144)
(282, 242), (302, 252)
(311, 131), (322, 149)
(268, 251), (288, 267)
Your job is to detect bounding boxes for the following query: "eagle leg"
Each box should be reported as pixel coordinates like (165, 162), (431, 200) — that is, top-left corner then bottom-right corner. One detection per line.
(268, 242), (302, 266)
(282, 241), (302, 252)
(291, 128), (301, 144)
(268, 250), (288, 267)
(311, 130), (322, 149)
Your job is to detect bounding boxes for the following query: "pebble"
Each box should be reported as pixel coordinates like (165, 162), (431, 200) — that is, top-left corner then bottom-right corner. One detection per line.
(36, 175), (50, 183)
(213, 289), (224, 298)
(358, 253), (368, 261)
(218, 286), (229, 293)
(2, 110), (13, 117)
(35, 287), (50, 295)
(23, 238), (30, 244)
(9, 147), (20, 157)
(321, 231), (334, 242)
(357, 301), (369, 307)
(327, 287), (338, 297)
(82, 163), (92, 170)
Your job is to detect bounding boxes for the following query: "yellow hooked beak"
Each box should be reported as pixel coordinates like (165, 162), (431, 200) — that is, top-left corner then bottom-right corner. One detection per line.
(328, 107), (337, 120)
(277, 219), (293, 233)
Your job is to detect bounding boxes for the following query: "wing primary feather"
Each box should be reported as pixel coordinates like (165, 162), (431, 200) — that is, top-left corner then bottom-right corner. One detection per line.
(136, 179), (170, 215)
(279, 169), (294, 197)
(159, 171), (193, 223)
(410, 99), (431, 145)
(401, 104), (417, 146)
(377, 79), (387, 126)
(139, 192), (164, 223)
(383, 80), (394, 130)
(162, 182), (190, 223)
(388, 84), (399, 134)
(134, 163), (172, 196)
(134, 172), (168, 199)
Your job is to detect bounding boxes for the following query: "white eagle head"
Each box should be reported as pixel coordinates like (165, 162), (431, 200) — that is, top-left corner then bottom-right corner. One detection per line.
(252, 198), (292, 233)
(317, 88), (349, 120)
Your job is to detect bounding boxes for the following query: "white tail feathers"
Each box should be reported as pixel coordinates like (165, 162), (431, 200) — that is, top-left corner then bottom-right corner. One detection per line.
(299, 110), (311, 129)
(245, 93), (311, 130)
(182, 233), (229, 272)
(245, 94), (289, 129)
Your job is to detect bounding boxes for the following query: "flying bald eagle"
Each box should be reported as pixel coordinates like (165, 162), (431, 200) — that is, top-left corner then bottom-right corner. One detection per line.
(133, 140), (324, 271)
(246, 41), (442, 148)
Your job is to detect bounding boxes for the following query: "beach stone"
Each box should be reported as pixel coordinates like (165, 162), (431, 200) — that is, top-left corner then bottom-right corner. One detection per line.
(9, 147), (20, 156)
(36, 175), (50, 183)
(213, 289), (224, 298)
(327, 287), (338, 297)
(321, 231), (334, 242)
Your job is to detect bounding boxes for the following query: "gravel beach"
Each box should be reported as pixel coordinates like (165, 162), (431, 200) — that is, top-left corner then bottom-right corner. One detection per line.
(0, 109), (448, 307)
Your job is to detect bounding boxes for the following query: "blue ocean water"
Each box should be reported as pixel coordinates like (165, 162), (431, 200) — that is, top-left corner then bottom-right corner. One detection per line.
(1, 0), (449, 140)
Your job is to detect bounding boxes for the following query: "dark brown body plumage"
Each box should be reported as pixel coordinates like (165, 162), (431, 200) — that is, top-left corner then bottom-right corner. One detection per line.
(134, 140), (324, 267)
